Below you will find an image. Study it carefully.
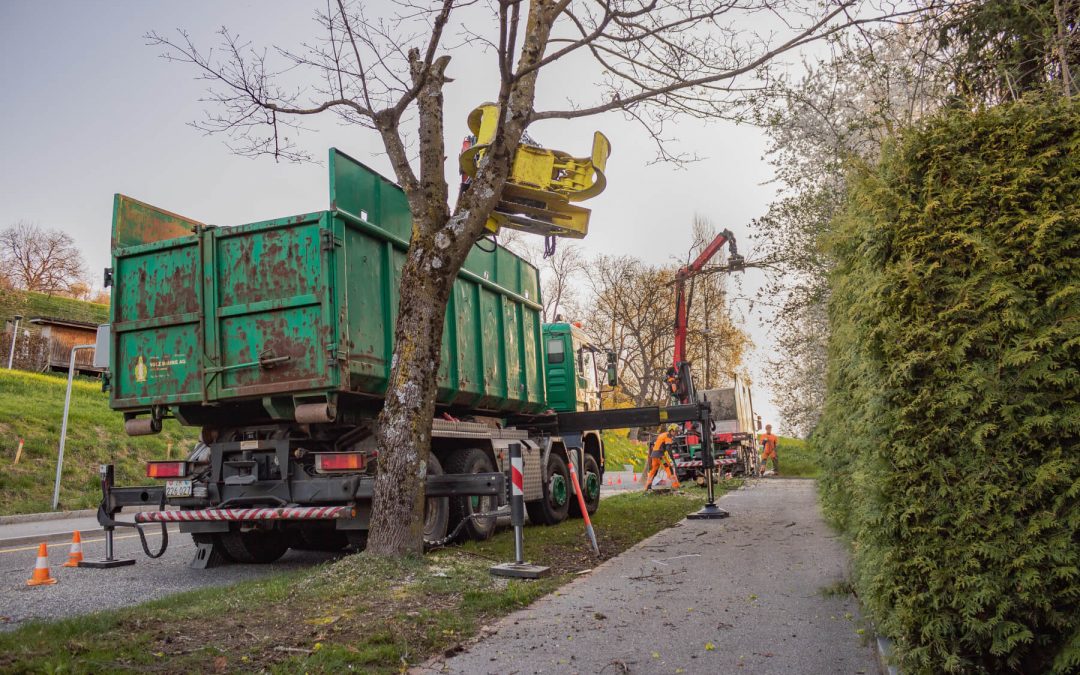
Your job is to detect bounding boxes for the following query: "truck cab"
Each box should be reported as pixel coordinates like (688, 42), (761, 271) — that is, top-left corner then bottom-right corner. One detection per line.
(541, 321), (609, 502)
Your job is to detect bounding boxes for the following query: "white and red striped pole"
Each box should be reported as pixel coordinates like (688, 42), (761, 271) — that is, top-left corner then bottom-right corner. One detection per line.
(509, 442), (526, 564)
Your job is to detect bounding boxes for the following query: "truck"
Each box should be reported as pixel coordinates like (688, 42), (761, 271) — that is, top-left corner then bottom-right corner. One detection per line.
(96, 148), (725, 566)
(672, 377), (760, 483)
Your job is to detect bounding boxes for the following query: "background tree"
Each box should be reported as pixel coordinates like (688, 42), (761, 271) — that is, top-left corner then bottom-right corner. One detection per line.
(149, 0), (924, 555)
(0, 222), (87, 297)
(756, 2), (1080, 436)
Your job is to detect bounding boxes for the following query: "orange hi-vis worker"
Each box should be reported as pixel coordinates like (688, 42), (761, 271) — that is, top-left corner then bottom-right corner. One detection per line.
(760, 424), (779, 474)
(645, 425), (681, 490)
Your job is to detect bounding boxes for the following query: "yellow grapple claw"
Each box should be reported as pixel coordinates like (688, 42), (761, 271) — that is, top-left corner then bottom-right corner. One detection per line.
(459, 104), (610, 239)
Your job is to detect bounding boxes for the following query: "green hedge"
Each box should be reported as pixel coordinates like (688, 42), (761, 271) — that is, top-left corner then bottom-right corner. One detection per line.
(815, 97), (1080, 673)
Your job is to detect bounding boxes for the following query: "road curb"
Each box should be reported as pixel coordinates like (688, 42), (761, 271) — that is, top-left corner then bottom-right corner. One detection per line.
(0, 528), (108, 550)
(0, 508), (98, 526)
(876, 635), (900, 675)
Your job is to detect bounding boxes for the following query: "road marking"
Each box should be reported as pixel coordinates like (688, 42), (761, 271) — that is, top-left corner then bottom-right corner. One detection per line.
(0, 529), (177, 556)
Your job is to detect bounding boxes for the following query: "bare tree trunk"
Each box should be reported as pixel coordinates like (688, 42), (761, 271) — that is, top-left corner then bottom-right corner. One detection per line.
(367, 1), (555, 556)
(367, 237), (457, 555)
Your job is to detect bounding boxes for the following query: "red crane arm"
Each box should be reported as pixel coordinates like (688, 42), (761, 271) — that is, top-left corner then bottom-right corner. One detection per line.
(673, 229), (737, 367)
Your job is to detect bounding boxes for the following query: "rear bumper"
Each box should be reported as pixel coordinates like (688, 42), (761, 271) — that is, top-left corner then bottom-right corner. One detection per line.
(675, 458), (737, 469)
(135, 506), (351, 523)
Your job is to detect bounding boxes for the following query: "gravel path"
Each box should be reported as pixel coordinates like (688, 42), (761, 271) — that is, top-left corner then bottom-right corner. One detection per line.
(425, 479), (879, 674)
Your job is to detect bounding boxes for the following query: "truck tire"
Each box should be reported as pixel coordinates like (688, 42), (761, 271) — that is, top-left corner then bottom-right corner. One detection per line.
(294, 525), (349, 552)
(445, 448), (498, 542)
(526, 452), (571, 525)
(191, 532), (235, 562)
(218, 529), (289, 564)
(423, 453), (450, 545)
(569, 454), (601, 518)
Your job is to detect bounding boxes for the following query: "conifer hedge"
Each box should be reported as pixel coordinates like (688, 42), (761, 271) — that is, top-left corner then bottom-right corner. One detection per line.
(815, 97), (1080, 672)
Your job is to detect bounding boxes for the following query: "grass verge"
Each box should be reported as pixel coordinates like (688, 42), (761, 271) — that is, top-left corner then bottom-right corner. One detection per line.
(0, 485), (737, 674)
(601, 429), (649, 472)
(0, 369), (199, 515)
(774, 436), (820, 478)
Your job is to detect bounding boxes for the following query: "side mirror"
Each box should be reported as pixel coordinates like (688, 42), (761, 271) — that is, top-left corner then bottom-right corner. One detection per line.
(606, 351), (617, 387)
(756, 415), (762, 431)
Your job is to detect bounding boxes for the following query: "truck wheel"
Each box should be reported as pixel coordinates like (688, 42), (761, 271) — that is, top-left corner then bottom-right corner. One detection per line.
(526, 452), (571, 525)
(294, 525), (349, 552)
(218, 529), (289, 564)
(569, 454), (601, 518)
(191, 532), (235, 562)
(445, 448), (498, 542)
(423, 453), (450, 545)
(345, 531), (368, 551)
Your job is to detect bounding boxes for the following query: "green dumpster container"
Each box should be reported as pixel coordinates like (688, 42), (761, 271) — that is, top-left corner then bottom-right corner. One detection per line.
(108, 148), (546, 425)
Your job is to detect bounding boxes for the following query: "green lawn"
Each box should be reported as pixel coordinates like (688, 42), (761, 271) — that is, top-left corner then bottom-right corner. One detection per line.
(0, 288), (109, 324)
(0, 369), (198, 515)
(602, 429), (649, 472)
(774, 436), (820, 478)
(0, 486), (735, 674)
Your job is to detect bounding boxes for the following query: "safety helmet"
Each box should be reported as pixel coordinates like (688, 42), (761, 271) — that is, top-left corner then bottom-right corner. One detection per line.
(667, 424), (679, 433)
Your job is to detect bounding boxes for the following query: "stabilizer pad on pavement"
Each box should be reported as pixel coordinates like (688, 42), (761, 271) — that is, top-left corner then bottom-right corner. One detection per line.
(490, 562), (550, 579)
(687, 504), (730, 520)
(79, 558), (136, 568)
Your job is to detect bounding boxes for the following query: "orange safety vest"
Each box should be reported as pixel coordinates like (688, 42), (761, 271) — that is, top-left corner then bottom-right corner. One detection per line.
(651, 432), (673, 458)
(760, 433), (778, 457)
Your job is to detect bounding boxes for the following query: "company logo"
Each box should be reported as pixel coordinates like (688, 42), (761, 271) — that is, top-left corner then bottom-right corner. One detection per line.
(134, 355), (148, 383)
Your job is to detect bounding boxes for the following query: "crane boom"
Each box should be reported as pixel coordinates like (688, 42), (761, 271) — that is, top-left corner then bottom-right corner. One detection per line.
(666, 229), (744, 408)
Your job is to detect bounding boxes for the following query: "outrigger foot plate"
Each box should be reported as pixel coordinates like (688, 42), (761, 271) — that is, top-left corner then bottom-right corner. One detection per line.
(79, 558), (136, 569)
(490, 562), (550, 579)
(688, 504), (730, 520)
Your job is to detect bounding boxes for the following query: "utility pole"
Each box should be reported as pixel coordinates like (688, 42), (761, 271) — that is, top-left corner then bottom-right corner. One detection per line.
(6, 314), (22, 369)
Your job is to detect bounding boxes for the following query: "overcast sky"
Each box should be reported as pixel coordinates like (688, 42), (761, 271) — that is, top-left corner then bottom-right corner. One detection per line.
(0, 1), (799, 433)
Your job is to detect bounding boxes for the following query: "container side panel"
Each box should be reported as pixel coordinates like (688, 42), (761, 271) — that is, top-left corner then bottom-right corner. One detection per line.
(218, 307), (325, 392)
(217, 224), (320, 307)
(114, 323), (201, 404)
(112, 194), (202, 250)
(213, 218), (332, 397)
(524, 310), (543, 408)
(343, 221), (391, 394)
(452, 280), (483, 406)
(503, 295), (523, 403)
(114, 244), (200, 324)
(477, 287), (507, 410)
(329, 148), (412, 242)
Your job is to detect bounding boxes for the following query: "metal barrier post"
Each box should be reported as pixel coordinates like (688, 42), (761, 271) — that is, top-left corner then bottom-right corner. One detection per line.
(491, 443), (550, 579)
(6, 314), (21, 369)
(688, 410), (730, 520)
(52, 344), (95, 510)
(79, 464), (135, 568)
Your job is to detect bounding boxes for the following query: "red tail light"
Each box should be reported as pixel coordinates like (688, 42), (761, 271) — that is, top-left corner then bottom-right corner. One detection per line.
(315, 452), (366, 473)
(147, 461), (187, 478)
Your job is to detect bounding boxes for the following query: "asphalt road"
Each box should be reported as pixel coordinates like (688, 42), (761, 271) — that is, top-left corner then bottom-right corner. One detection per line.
(0, 475), (644, 631)
(425, 479), (879, 674)
(0, 528), (339, 630)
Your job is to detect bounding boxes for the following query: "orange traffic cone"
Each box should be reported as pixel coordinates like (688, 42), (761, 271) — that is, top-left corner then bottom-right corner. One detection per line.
(632, 473), (638, 483)
(617, 475), (623, 485)
(63, 531), (83, 567)
(26, 543), (58, 586)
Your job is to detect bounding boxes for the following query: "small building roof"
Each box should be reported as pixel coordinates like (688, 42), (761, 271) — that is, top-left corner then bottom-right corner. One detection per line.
(27, 316), (100, 330)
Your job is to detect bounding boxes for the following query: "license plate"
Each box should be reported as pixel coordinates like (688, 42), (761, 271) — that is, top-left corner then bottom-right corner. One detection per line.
(165, 479), (192, 498)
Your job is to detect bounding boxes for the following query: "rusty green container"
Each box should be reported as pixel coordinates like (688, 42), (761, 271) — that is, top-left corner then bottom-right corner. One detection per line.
(108, 149), (546, 423)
